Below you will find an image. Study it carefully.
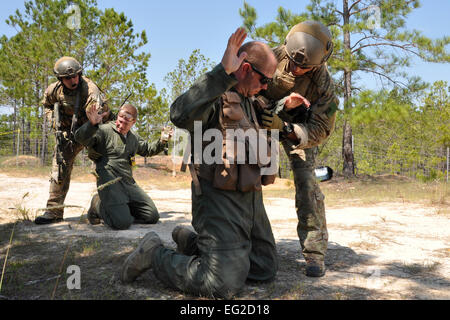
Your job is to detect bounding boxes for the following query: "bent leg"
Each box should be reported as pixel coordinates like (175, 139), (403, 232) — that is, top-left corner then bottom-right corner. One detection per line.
(100, 203), (134, 230)
(152, 180), (255, 299)
(128, 184), (159, 224)
(46, 141), (84, 218)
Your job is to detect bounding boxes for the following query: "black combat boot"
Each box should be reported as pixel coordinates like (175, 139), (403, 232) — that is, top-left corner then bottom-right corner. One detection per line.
(305, 258), (326, 277)
(34, 212), (63, 225)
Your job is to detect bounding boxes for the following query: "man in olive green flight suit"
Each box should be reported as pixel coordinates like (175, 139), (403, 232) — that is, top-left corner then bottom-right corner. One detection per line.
(35, 56), (113, 225)
(260, 21), (339, 277)
(120, 28), (280, 299)
(74, 104), (170, 230)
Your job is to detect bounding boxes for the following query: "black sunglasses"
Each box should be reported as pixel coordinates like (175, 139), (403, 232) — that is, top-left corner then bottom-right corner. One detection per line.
(244, 60), (271, 85)
(63, 74), (78, 80)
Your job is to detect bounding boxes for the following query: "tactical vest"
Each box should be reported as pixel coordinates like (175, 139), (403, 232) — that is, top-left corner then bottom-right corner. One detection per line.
(49, 77), (91, 129)
(265, 46), (323, 122)
(195, 91), (276, 192)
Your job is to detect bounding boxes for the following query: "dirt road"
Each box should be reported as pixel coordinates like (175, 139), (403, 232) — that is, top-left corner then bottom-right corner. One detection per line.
(0, 173), (449, 300)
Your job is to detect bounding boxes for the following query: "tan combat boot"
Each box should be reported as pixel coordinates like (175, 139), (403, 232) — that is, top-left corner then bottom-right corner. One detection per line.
(87, 194), (101, 225)
(121, 232), (162, 283)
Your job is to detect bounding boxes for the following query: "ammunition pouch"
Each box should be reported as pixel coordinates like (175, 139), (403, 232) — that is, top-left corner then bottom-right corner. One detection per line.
(198, 91), (276, 192)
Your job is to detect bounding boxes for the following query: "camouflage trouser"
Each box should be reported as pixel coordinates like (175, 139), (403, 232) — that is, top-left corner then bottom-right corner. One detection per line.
(151, 178), (278, 299)
(46, 137), (84, 218)
(283, 143), (328, 263)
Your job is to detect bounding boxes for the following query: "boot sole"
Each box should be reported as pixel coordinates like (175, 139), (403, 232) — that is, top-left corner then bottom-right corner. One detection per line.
(121, 232), (161, 283)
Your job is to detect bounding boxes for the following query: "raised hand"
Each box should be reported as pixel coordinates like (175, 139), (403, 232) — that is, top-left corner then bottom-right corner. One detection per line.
(160, 126), (174, 143)
(221, 27), (248, 75)
(284, 92), (311, 110)
(87, 103), (108, 126)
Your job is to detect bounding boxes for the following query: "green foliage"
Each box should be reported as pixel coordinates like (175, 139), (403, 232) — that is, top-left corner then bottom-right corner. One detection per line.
(240, 0), (449, 177)
(0, 0), (167, 162)
(164, 49), (215, 104)
(318, 81), (449, 180)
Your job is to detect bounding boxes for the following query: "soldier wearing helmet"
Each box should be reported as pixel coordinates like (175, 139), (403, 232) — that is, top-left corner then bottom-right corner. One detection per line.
(259, 21), (339, 277)
(35, 56), (113, 225)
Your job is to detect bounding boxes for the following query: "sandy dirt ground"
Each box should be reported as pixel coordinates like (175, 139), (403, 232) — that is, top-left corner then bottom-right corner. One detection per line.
(0, 173), (449, 300)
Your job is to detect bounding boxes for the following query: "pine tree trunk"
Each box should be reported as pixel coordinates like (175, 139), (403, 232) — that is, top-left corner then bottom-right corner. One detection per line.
(342, 0), (355, 177)
(12, 100), (17, 155)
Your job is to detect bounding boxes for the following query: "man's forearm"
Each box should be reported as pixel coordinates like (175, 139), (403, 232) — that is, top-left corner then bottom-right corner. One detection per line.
(74, 121), (99, 147)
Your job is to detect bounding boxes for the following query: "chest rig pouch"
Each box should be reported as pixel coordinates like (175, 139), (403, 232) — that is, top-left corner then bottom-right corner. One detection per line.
(212, 91), (276, 192)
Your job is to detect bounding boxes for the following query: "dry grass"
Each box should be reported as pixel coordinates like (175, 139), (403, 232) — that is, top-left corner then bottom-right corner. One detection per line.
(400, 261), (441, 275)
(8, 193), (35, 222)
(1, 155), (447, 210)
(263, 174), (449, 215)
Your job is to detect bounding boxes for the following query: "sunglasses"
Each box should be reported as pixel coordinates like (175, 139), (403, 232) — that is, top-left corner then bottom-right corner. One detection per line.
(62, 74), (78, 80)
(245, 60), (271, 85)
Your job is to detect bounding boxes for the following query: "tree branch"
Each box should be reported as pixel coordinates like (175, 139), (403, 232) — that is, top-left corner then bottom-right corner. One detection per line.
(333, 8), (344, 16)
(348, 0), (362, 13)
(352, 41), (422, 59)
(351, 34), (376, 50)
(358, 68), (407, 87)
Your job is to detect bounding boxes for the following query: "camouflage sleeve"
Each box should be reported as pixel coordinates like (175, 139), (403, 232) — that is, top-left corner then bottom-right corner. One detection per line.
(277, 65), (339, 149)
(42, 82), (59, 111)
(84, 78), (111, 115)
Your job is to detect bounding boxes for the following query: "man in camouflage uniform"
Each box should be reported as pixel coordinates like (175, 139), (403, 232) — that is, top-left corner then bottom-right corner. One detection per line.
(120, 28), (280, 298)
(260, 21), (339, 277)
(35, 56), (113, 225)
(75, 104), (171, 230)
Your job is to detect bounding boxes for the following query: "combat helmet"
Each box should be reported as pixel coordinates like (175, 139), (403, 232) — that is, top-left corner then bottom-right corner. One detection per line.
(284, 21), (333, 68)
(53, 56), (83, 79)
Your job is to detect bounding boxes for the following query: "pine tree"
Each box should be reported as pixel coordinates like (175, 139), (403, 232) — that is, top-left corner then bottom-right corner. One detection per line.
(240, 0), (449, 177)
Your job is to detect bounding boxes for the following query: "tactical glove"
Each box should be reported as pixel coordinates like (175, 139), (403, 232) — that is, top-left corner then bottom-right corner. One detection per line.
(261, 109), (284, 131)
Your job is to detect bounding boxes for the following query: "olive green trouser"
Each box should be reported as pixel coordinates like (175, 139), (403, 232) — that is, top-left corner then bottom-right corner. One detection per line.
(94, 170), (159, 230)
(152, 178), (278, 299)
(46, 137), (84, 218)
(283, 143), (328, 262)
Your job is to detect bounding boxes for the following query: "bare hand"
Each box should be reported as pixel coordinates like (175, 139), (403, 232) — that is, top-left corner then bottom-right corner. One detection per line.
(284, 93), (311, 110)
(161, 127), (174, 142)
(221, 27), (248, 75)
(86, 103), (108, 126)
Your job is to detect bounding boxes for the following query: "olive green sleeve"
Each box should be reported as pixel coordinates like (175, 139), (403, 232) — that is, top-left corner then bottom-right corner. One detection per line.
(169, 63), (237, 133)
(74, 121), (101, 148)
(136, 136), (167, 158)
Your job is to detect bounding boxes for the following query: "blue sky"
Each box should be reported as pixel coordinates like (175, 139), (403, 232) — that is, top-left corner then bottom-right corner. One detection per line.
(0, 0), (449, 95)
